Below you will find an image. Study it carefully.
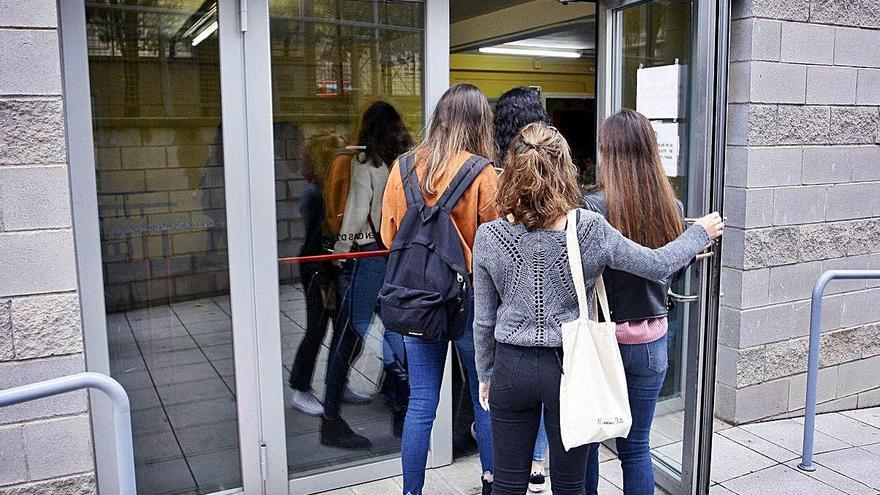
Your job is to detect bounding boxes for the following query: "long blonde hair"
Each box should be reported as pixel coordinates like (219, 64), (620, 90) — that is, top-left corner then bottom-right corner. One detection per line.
(496, 122), (582, 230)
(414, 84), (495, 195)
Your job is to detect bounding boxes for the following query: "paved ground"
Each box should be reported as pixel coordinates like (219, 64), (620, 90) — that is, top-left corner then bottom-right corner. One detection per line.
(319, 407), (880, 495)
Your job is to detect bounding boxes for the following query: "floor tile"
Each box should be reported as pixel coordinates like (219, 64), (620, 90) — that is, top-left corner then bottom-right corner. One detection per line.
(599, 459), (623, 489)
(114, 369), (154, 391)
(841, 407), (880, 429)
(783, 458), (876, 495)
(187, 447), (242, 490)
(156, 377), (232, 406)
(201, 343), (233, 361)
(143, 348), (208, 369)
(719, 426), (799, 462)
(721, 464), (845, 495)
(708, 435), (776, 483)
(134, 457), (196, 495)
(709, 485), (736, 495)
(164, 398), (238, 429)
(185, 319), (233, 335)
(150, 361), (221, 387)
(130, 407), (172, 437)
(813, 446), (880, 490)
(132, 431), (184, 464)
(138, 335), (199, 355)
(128, 386), (162, 411)
(175, 420), (240, 456)
(350, 478), (403, 495)
(794, 412), (880, 446)
(191, 329), (233, 347)
(598, 476), (623, 494)
(741, 419), (851, 454)
(863, 442), (880, 456)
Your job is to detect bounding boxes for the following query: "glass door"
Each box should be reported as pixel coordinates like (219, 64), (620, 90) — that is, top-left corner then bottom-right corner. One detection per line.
(597, 0), (727, 493)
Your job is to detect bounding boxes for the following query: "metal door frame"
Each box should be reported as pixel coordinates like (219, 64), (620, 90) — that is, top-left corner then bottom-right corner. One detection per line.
(59, 0), (275, 493)
(596, 0), (730, 493)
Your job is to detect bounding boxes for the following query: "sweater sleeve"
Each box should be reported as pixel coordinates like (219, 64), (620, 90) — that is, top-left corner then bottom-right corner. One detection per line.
(472, 225), (499, 383)
(334, 161), (372, 253)
(586, 210), (709, 283)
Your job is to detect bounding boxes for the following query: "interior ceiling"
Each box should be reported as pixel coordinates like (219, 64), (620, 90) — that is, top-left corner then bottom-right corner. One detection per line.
(507, 20), (596, 50)
(450, 0), (535, 23)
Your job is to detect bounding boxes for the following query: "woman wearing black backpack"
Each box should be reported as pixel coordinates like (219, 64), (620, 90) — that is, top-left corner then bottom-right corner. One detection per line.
(380, 83), (499, 495)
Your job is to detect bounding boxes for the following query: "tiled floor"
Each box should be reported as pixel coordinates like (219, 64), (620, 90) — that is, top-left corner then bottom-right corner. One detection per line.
(320, 408), (880, 495)
(109, 284), (399, 495)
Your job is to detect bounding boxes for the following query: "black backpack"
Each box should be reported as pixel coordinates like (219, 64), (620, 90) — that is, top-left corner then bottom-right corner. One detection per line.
(378, 152), (491, 341)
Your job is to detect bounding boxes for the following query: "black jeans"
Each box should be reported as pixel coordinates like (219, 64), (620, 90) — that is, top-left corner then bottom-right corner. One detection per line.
(489, 343), (590, 495)
(289, 264), (340, 392)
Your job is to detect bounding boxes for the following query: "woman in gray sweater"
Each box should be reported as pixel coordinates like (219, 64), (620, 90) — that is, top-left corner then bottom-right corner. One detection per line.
(472, 122), (723, 495)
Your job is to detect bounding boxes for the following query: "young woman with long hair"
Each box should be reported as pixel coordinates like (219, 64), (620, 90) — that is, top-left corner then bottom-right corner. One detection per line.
(492, 86), (553, 493)
(583, 109), (697, 494)
(316, 101), (414, 448)
(381, 83), (499, 495)
(472, 122), (722, 495)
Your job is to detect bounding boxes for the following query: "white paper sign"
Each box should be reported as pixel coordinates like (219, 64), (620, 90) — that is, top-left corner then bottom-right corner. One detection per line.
(636, 64), (684, 120)
(652, 122), (680, 177)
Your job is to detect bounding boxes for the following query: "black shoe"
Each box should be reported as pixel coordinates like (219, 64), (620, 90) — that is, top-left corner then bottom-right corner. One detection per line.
(482, 473), (493, 495)
(320, 416), (371, 449)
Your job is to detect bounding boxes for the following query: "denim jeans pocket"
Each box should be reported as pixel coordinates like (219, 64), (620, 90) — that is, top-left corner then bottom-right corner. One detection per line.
(646, 338), (668, 374)
(490, 345), (522, 391)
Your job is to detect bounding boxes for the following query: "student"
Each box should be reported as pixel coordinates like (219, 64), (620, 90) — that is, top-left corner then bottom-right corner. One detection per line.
(583, 109), (699, 495)
(492, 86), (552, 493)
(319, 101), (413, 448)
(472, 122), (723, 495)
(381, 83), (499, 495)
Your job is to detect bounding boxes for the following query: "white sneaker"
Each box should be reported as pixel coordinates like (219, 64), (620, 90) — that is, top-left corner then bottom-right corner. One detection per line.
(342, 385), (372, 404)
(291, 390), (324, 416)
(528, 462), (547, 493)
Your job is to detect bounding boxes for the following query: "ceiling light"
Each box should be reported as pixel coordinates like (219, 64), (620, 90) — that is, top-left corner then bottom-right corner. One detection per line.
(505, 40), (592, 51)
(479, 46), (581, 58)
(192, 21), (218, 47)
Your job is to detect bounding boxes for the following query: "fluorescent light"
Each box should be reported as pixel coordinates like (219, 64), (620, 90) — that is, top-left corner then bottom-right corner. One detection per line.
(191, 21), (218, 47)
(478, 46), (581, 58)
(505, 40), (592, 51)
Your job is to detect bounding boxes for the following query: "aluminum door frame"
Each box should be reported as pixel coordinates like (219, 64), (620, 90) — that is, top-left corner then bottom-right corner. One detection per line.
(595, 0), (730, 493)
(235, 0), (453, 493)
(58, 0), (273, 493)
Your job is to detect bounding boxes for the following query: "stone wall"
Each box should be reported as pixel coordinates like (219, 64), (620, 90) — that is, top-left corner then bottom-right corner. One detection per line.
(0, 1), (96, 493)
(718, 0), (880, 424)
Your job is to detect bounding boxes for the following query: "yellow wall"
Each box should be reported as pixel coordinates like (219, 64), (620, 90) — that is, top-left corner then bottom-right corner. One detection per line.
(449, 53), (596, 100)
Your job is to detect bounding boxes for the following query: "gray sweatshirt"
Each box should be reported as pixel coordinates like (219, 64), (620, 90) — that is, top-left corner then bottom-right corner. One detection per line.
(472, 209), (709, 383)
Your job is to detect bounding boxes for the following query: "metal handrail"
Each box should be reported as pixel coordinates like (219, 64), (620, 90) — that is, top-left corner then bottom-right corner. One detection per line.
(0, 372), (136, 494)
(799, 269), (880, 472)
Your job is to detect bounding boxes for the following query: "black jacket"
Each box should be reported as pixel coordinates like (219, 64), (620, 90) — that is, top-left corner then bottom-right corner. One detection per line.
(582, 189), (687, 323)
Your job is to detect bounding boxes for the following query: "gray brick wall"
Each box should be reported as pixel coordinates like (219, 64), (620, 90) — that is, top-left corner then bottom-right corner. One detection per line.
(720, 0), (880, 424)
(0, 1), (96, 493)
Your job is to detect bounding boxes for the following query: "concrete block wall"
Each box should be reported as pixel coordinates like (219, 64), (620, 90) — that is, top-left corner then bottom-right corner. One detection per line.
(0, 1), (96, 493)
(719, 0), (880, 424)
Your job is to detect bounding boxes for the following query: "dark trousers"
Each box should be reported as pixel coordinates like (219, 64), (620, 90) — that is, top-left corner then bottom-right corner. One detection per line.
(289, 265), (339, 392)
(490, 343), (592, 495)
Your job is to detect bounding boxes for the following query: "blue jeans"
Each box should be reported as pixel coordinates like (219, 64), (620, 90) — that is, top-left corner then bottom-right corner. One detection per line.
(585, 335), (668, 495)
(401, 323), (493, 494)
(533, 413), (548, 462)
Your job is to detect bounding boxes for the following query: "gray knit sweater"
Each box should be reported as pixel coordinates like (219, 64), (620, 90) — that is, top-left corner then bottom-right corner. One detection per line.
(472, 209), (709, 383)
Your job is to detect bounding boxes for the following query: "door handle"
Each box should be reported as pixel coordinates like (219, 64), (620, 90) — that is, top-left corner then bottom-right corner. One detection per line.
(668, 289), (699, 303)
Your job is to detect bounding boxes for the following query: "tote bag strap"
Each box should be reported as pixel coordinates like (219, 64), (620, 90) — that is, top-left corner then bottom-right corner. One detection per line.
(565, 210), (611, 323)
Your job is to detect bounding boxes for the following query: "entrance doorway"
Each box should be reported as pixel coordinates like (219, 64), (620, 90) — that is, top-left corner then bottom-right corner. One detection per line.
(63, 1), (726, 494)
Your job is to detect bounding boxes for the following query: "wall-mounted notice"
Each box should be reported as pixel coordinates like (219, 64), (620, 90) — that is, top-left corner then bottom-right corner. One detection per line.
(636, 64), (684, 120)
(652, 121), (680, 177)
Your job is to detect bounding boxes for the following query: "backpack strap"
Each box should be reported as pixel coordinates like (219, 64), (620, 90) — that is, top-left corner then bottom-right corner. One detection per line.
(398, 152), (423, 208)
(437, 155), (491, 212)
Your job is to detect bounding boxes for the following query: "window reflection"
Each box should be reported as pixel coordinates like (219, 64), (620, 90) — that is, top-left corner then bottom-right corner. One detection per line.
(269, 0), (424, 477)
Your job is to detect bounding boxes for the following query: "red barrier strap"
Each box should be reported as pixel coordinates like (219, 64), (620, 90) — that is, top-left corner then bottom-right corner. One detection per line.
(278, 249), (390, 264)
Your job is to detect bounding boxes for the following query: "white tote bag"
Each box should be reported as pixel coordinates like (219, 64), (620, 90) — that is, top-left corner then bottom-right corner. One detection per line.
(559, 209), (632, 451)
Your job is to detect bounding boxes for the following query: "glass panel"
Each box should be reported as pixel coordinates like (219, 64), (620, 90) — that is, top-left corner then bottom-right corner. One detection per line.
(86, 2), (240, 494)
(267, 0), (425, 478)
(613, 0), (694, 477)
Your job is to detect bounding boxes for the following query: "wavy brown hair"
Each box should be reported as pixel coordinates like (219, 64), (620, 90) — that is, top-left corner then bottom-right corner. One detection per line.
(496, 122), (582, 230)
(598, 109), (683, 248)
(414, 83), (495, 195)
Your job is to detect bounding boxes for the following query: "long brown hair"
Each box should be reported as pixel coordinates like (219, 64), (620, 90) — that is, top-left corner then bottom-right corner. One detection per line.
(414, 83), (495, 195)
(598, 109), (683, 248)
(496, 122), (582, 230)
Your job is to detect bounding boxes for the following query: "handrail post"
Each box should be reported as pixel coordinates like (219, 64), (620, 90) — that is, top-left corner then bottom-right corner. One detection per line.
(799, 269), (880, 472)
(0, 372), (136, 494)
